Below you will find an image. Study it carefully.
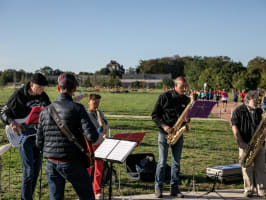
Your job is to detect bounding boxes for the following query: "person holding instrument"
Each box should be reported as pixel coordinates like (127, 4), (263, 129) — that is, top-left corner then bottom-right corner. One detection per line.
(152, 76), (190, 198)
(231, 90), (266, 198)
(0, 73), (50, 200)
(87, 94), (109, 200)
(36, 73), (98, 200)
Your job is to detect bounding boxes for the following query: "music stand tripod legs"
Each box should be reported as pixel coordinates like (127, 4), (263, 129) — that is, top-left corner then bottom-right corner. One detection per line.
(108, 162), (113, 200)
(198, 172), (225, 199)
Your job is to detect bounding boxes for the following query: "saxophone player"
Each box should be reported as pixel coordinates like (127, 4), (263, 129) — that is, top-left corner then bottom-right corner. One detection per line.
(87, 94), (108, 200)
(152, 76), (190, 198)
(231, 90), (266, 198)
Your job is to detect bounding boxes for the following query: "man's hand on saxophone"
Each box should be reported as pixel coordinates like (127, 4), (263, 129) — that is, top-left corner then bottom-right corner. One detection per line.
(163, 116), (190, 135)
(163, 125), (173, 135)
(238, 140), (250, 153)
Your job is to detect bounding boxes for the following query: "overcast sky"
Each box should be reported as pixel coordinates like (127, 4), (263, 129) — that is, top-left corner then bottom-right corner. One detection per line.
(0, 0), (265, 73)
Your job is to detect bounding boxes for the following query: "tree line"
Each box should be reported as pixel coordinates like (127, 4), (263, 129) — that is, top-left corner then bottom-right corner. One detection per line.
(0, 56), (265, 90)
(136, 56), (265, 90)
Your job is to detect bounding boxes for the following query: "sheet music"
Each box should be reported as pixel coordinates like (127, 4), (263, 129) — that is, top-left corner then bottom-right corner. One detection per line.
(107, 140), (137, 163)
(95, 139), (137, 163)
(94, 139), (119, 159)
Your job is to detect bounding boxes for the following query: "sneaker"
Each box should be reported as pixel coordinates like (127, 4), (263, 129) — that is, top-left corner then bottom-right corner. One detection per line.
(243, 191), (253, 198)
(155, 187), (162, 198)
(170, 187), (184, 198)
(95, 193), (103, 200)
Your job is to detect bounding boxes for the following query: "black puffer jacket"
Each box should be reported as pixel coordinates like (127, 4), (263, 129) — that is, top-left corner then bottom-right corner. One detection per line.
(151, 90), (191, 134)
(36, 93), (98, 160)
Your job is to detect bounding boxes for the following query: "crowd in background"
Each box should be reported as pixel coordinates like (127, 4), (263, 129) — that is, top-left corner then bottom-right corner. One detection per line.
(190, 89), (266, 112)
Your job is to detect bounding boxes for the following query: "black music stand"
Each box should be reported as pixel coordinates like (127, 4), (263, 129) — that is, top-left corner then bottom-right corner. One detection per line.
(198, 172), (225, 200)
(95, 138), (138, 200)
(186, 100), (217, 196)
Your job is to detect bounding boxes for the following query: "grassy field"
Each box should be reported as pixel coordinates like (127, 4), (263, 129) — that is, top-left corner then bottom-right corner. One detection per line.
(0, 86), (242, 199)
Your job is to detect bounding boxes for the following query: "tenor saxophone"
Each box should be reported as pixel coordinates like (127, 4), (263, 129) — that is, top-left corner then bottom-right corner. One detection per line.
(166, 96), (194, 145)
(240, 112), (266, 168)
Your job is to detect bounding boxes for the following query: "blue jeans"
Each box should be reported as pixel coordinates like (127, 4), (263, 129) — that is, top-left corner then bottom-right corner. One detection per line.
(19, 134), (42, 200)
(45, 159), (95, 200)
(155, 131), (183, 190)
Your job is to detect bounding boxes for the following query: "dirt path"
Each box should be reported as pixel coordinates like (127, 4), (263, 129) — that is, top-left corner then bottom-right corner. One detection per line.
(211, 101), (242, 122)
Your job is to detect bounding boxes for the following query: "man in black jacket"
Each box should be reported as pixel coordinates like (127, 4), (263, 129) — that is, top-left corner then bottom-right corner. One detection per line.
(0, 73), (50, 200)
(36, 73), (98, 200)
(152, 76), (190, 198)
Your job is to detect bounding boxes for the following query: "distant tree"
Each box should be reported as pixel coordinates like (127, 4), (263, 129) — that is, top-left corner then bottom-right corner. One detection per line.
(198, 67), (217, 89)
(136, 57), (184, 78)
(99, 78), (108, 87)
(79, 72), (89, 75)
(247, 56), (266, 70)
(246, 69), (261, 90)
(95, 68), (110, 75)
(156, 82), (163, 89)
(91, 74), (101, 86)
(125, 67), (136, 74)
(36, 66), (54, 76)
(96, 60), (125, 78)
(82, 76), (92, 87)
(184, 57), (206, 89)
(1, 69), (16, 84)
(214, 71), (231, 91)
(107, 76), (121, 87)
(54, 69), (63, 75)
(17, 69), (26, 83)
(247, 57), (266, 88)
(162, 78), (174, 88)
(232, 71), (248, 90)
(132, 81), (142, 88)
(259, 68), (266, 88)
(0, 75), (4, 86)
(114, 77), (121, 87)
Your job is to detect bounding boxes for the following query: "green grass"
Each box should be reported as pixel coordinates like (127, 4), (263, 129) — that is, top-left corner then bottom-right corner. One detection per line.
(0, 86), (244, 199)
(0, 86), (162, 116)
(0, 118), (241, 199)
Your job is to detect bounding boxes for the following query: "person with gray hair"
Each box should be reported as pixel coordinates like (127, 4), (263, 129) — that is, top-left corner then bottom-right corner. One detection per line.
(244, 90), (259, 105)
(231, 90), (265, 198)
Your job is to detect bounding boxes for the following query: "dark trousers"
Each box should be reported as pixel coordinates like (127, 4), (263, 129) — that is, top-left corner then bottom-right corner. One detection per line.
(45, 159), (95, 200)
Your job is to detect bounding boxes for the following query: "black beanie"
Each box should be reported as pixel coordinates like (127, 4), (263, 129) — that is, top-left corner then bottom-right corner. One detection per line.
(30, 73), (48, 86)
